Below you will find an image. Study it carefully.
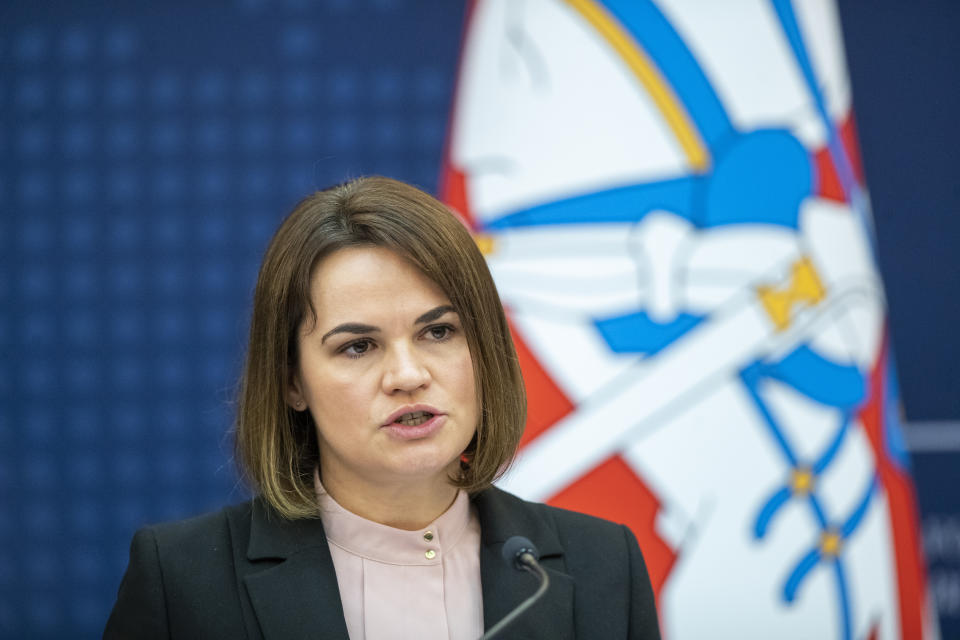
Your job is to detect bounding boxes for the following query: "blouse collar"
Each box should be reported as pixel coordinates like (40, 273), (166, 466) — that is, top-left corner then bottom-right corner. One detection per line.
(314, 470), (473, 566)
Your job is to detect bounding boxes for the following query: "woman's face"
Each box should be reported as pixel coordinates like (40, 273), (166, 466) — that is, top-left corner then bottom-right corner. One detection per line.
(289, 246), (479, 491)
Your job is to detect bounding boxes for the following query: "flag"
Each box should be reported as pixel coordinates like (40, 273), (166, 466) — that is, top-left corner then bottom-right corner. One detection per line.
(441, 1), (936, 638)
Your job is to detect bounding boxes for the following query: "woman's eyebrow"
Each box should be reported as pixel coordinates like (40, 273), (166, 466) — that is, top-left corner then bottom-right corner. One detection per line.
(320, 323), (379, 344)
(414, 305), (456, 325)
(319, 306), (455, 344)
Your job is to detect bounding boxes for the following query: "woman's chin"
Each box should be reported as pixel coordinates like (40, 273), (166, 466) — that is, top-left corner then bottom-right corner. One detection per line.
(380, 451), (461, 485)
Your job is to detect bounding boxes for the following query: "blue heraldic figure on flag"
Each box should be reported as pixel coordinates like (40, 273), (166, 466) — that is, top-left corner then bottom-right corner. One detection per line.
(440, 1), (937, 638)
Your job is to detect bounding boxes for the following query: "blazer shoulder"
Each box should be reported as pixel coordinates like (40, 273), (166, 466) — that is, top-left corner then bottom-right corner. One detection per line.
(482, 485), (627, 540)
(540, 500), (627, 536)
(146, 500), (252, 549)
(476, 486), (660, 638)
(136, 500), (258, 591)
(105, 501), (256, 639)
(536, 500), (661, 639)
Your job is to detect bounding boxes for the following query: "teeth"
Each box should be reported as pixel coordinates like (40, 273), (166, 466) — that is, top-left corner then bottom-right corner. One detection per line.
(395, 411), (433, 426)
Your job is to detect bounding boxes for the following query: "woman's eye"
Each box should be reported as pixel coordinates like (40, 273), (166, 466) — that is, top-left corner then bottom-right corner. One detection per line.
(342, 339), (374, 358)
(426, 325), (454, 341)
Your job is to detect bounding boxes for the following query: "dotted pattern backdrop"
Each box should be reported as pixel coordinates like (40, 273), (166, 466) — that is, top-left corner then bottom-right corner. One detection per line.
(0, 1), (464, 636)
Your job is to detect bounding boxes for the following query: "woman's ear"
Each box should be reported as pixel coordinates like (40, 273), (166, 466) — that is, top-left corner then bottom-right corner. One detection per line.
(287, 375), (307, 411)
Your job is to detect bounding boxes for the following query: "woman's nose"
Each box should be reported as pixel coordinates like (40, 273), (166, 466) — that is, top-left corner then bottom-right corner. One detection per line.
(381, 343), (430, 394)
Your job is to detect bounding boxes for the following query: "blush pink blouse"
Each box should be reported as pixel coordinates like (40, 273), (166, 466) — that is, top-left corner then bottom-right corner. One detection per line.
(315, 479), (484, 640)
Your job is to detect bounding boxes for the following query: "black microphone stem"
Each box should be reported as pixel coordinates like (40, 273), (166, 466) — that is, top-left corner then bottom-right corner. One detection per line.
(479, 552), (551, 640)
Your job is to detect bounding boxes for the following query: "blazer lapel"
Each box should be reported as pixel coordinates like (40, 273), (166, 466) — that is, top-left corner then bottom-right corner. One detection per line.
(240, 500), (350, 640)
(475, 488), (576, 639)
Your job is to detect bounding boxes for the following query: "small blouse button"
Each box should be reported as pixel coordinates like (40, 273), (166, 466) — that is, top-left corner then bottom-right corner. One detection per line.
(425, 549), (437, 560)
(423, 531), (434, 542)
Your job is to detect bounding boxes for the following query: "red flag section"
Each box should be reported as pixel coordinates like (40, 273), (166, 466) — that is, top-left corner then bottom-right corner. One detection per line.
(815, 113), (866, 202)
(860, 330), (930, 639)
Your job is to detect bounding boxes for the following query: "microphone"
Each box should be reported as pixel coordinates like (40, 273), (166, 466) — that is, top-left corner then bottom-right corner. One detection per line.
(479, 536), (551, 639)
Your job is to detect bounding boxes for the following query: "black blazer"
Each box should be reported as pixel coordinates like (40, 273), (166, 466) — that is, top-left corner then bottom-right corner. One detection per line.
(104, 486), (660, 639)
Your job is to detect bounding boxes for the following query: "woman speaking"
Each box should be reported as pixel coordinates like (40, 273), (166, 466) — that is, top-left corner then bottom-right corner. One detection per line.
(104, 177), (660, 639)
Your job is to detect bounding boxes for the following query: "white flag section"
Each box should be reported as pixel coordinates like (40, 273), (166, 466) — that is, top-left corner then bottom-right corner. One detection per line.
(441, 1), (937, 639)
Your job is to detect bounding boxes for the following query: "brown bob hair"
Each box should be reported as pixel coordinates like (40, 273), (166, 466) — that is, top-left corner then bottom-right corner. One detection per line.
(234, 176), (526, 519)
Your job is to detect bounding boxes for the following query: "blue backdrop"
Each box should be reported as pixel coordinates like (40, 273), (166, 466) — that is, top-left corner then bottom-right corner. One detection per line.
(1, 1), (957, 637)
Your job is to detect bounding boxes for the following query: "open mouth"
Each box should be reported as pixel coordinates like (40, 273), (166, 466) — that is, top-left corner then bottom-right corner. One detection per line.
(393, 411), (434, 427)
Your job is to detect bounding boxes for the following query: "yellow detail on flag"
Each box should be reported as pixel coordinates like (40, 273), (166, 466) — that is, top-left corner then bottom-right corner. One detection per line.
(565, 0), (710, 172)
(790, 467), (814, 495)
(819, 530), (843, 557)
(757, 257), (826, 331)
(474, 234), (496, 255)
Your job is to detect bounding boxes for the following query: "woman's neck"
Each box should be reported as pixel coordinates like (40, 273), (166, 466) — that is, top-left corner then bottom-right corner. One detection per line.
(319, 466), (461, 530)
